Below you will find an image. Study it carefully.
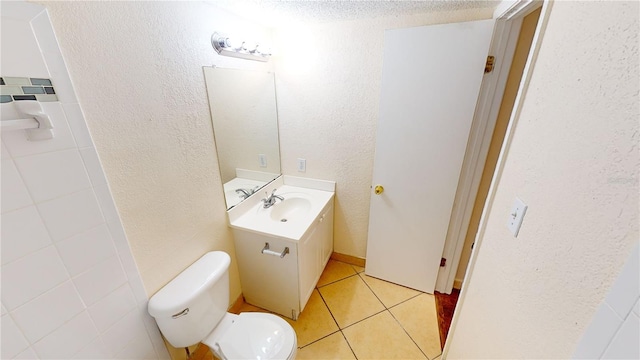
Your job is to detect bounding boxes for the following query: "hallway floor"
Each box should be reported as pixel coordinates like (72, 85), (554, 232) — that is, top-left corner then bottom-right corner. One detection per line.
(197, 259), (442, 360)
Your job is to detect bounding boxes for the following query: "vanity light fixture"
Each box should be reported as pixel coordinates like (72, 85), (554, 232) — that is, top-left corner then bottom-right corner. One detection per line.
(211, 32), (271, 62)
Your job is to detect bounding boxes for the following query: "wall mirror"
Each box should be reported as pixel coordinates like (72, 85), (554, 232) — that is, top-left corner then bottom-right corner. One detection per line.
(203, 67), (281, 209)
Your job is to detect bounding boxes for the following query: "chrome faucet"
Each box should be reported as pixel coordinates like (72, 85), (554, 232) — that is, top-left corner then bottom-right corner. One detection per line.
(235, 186), (260, 200)
(235, 188), (253, 199)
(261, 189), (284, 208)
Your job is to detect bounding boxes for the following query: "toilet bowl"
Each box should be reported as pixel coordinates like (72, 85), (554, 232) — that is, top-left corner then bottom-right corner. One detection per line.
(147, 251), (297, 359)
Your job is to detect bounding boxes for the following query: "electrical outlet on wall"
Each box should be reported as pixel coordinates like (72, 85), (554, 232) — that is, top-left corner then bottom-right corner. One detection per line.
(258, 154), (267, 167)
(507, 197), (528, 237)
(297, 158), (306, 172)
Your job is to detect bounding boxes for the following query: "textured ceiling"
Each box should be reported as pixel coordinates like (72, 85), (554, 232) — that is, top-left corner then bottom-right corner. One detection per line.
(212, 0), (499, 26)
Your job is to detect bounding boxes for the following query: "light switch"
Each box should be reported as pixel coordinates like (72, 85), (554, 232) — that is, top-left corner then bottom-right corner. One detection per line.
(258, 154), (267, 167)
(297, 158), (306, 172)
(507, 197), (527, 237)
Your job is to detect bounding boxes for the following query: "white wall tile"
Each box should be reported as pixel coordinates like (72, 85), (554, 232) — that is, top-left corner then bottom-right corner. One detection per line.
(142, 311), (171, 360)
(73, 337), (111, 359)
(0, 1), (44, 21)
(37, 189), (104, 241)
(32, 311), (99, 359)
(1, 303), (6, 315)
(79, 147), (108, 187)
(0, 17), (49, 77)
(61, 103), (93, 148)
(129, 271), (151, 305)
(605, 244), (640, 319)
(1, 314), (30, 359)
(602, 312), (640, 359)
(101, 309), (148, 355)
(1, 141), (10, 159)
(1, 206), (52, 265)
(14, 347), (40, 360)
(1, 102), (76, 158)
(1, 159), (33, 213)
(14, 149), (91, 203)
(55, 224), (116, 276)
(572, 303), (623, 359)
(115, 330), (157, 359)
(31, 9), (61, 55)
(1, 246), (69, 310)
(633, 298), (639, 317)
(88, 284), (137, 332)
(94, 184), (121, 224)
(11, 281), (84, 343)
(73, 256), (128, 306)
(40, 51), (77, 103)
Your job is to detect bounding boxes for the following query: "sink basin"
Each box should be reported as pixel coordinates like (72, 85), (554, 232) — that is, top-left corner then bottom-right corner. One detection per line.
(228, 181), (335, 241)
(270, 196), (312, 222)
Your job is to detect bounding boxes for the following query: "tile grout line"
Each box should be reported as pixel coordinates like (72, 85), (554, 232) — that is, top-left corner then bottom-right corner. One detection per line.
(316, 271), (360, 289)
(339, 330), (359, 360)
(387, 306), (431, 360)
(354, 271), (437, 359)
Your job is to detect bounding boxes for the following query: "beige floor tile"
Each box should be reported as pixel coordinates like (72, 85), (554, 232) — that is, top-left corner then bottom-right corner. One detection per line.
(360, 273), (421, 308)
(319, 275), (385, 328)
(352, 264), (365, 273)
(296, 332), (356, 360)
(342, 311), (426, 359)
(317, 260), (358, 287)
(282, 289), (339, 347)
(389, 294), (441, 359)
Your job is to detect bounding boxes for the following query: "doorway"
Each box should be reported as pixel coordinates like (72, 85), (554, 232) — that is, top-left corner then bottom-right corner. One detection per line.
(439, 1), (547, 351)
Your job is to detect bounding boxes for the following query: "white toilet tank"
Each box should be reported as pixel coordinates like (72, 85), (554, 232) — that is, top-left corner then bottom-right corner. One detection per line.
(148, 251), (231, 348)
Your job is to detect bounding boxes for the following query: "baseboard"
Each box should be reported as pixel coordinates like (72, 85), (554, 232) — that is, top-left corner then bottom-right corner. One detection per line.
(228, 293), (244, 314)
(331, 252), (366, 268)
(453, 279), (463, 290)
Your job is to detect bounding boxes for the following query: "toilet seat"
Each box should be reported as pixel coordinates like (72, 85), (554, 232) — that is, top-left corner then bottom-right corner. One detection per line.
(210, 313), (296, 360)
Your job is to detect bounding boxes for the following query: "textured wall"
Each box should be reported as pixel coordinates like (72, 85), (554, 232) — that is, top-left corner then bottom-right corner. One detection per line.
(273, 8), (493, 258)
(448, 1), (639, 358)
(39, 1), (273, 298)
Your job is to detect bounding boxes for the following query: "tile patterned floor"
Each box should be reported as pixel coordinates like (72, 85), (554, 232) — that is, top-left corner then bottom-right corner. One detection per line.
(200, 259), (442, 360)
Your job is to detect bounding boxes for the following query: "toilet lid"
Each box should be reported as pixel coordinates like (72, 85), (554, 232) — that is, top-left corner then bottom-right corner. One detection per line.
(216, 313), (295, 360)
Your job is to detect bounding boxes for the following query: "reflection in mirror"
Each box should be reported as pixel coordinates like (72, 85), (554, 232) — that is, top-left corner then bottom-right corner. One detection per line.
(203, 67), (281, 209)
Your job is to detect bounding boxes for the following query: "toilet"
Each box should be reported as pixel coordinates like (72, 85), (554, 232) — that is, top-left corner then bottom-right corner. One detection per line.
(148, 251), (297, 360)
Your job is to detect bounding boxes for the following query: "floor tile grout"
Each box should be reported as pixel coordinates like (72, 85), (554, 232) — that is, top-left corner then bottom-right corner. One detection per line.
(316, 271), (360, 289)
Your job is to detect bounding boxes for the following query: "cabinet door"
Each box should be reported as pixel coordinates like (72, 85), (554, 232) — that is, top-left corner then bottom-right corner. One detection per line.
(298, 224), (319, 312)
(320, 204), (335, 267)
(233, 230), (299, 319)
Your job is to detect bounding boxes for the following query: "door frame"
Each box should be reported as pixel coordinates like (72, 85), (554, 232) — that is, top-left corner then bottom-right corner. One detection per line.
(443, 0), (553, 355)
(434, 0), (549, 294)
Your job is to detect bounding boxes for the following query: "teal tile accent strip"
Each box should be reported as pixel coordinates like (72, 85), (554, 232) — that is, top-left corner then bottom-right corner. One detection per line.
(30, 78), (52, 86)
(3, 77), (30, 86)
(22, 86), (46, 94)
(1, 77), (56, 102)
(13, 95), (37, 101)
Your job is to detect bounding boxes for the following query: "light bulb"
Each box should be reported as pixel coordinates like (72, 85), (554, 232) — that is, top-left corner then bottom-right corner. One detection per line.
(242, 41), (257, 53)
(224, 37), (240, 50)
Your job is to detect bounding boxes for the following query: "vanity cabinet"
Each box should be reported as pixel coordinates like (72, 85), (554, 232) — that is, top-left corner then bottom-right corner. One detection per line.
(232, 200), (334, 320)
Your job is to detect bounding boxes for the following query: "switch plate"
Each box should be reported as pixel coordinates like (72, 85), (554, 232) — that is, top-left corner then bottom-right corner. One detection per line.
(507, 197), (528, 237)
(297, 158), (306, 172)
(258, 154), (267, 167)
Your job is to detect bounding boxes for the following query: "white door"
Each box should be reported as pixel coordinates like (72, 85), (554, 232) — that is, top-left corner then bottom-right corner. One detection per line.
(365, 20), (494, 293)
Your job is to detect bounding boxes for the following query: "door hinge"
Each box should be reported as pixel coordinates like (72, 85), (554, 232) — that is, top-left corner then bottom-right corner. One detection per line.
(485, 55), (495, 73)
(440, 258), (446, 267)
